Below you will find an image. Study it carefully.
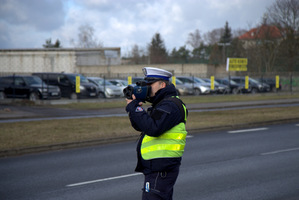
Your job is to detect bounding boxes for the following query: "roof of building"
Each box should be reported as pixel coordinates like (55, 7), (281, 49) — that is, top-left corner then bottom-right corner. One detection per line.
(0, 47), (120, 52)
(239, 25), (283, 40)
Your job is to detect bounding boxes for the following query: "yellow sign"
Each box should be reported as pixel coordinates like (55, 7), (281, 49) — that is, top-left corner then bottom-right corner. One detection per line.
(128, 76), (132, 85)
(226, 58), (248, 71)
(172, 76), (176, 86)
(210, 76), (214, 90)
(245, 76), (249, 89)
(76, 76), (80, 93)
(276, 75), (280, 89)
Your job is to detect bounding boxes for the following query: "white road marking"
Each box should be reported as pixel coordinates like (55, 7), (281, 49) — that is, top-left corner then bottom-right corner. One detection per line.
(186, 135), (193, 138)
(296, 124), (299, 127)
(228, 127), (268, 134)
(66, 173), (142, 187)
(261, 147), (299, 156)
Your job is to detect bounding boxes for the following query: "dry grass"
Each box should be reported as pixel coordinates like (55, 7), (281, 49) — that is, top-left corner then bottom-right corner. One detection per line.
(187, 106), (299, 130)
(46, 93), (299, 110)
(0, 117), (139, 150)
(1, 106), (299, 151)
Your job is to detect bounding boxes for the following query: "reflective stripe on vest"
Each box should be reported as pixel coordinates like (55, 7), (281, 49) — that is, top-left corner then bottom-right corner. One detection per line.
(141, 122), (188, 160)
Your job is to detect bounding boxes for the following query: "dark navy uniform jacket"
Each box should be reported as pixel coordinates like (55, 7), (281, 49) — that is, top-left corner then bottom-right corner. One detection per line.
(126, 84), (185, 174)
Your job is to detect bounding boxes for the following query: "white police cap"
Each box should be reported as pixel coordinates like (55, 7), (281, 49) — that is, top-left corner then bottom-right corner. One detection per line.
(142, 67), (172, 83)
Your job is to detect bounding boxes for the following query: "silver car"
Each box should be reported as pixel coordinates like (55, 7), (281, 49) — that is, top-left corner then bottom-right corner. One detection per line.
(87, 77), (123, 98)
(109, 79), (128, 97)
(171, 78), (194, 96)
(176, 76), (211, 95)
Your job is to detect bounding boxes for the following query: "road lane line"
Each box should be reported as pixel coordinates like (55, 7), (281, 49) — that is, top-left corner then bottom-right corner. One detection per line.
(228, 127), (268, 134)
(296, 124), (299, 127)
(66, 173), (142, 187)
(261, 147), (299, 156)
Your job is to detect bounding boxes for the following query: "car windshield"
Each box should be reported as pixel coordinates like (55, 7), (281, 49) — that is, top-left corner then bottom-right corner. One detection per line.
(68, 74), (89, 83)
(193, 77), (206, 84)
(104, 80), (113, 85)
(249, 78), (260, 84)
(91, 78), (113, 86)
(112, 80), (128, 86)
(176, 79), (183, 84)
(178, 77), (194, 84)
(203, 79), (220, 84)
(23, 76), (45, 85)
(121, 80), (128, 86)
(229, 80), (238, 84)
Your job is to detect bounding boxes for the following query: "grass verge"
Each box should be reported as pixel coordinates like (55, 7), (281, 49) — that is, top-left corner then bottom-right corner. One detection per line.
(1, 106), (299, 151)
(45, 93), (299, 110)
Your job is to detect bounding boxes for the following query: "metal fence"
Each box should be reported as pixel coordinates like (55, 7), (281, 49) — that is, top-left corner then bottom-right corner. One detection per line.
(80, 72), (299, 93)
(1, 71), (299, 102)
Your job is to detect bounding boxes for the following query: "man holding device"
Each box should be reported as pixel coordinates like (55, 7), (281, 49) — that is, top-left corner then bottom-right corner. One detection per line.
(125, 67), (188, 200)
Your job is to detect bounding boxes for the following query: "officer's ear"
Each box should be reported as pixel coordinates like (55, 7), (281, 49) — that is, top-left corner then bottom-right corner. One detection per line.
(159, 81), (167, 88)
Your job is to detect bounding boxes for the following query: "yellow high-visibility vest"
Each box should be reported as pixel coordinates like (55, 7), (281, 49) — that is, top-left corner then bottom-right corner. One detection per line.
(141, 101), (187, 160)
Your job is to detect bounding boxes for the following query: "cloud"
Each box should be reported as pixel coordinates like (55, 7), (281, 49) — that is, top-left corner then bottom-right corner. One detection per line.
(0, 0), (65, 31)
(0, 0), (277, 53)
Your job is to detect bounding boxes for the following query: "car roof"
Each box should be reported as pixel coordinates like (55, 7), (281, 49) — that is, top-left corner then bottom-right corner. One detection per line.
(87, 77), (103, 79)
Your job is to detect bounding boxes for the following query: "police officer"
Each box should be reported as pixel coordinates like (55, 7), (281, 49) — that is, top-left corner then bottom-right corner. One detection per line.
(125, 67), (188, 200)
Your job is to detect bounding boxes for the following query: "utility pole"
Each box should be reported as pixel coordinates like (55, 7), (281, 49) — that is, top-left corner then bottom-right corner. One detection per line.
(217, 42), (230, 64)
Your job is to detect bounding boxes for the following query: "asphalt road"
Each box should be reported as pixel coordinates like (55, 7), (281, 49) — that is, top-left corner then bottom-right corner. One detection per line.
(1, 122), (299, 200)
(1, 98), (299, 123)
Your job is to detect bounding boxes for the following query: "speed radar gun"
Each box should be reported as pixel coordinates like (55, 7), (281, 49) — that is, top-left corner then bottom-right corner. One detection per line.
(123, 80), (151, 102)
(123, 67), (173, 102)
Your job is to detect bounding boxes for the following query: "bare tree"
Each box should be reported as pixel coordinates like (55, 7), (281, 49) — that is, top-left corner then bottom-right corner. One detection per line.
(131, 44), (140, 64)
(186, 29), (202, 49)
(266, 0), (299, 71)
(267, 0), (299, 32)
(203, 28), (224, 45)
(71, 24), (103, 48)
(233, 28), (247, 38)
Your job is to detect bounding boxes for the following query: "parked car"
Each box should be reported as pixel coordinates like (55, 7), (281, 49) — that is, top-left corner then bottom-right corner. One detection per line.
(33, 73), (98, 99)
(131, 77), (144, 85)
(109, 79), (128, 89)
(87, 77), (123, 98)
(215, 78), (248, 94)
(176, 76), (211, 95)
(230, 76), (270, 93)
(0, 75), (61, 101)
(202, 78), (230, 94)
(193, 77), (220, 94)
(171, 78), (194, 96)
(257, 77), (281, 92)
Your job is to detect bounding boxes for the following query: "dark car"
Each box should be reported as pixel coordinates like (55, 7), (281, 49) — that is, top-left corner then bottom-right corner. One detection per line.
(0, 75), (61, 101)
(215, 78), (248, 94)
(33, 73), (98, 99)
(131, 77), (144, 85)
(231, 76), (270, 94)
(202, 78), (230, 94)
(257, 78), (282, 92)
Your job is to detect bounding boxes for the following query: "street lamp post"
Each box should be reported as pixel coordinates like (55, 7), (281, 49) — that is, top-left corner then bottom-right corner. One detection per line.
(218, 42), (231, 88)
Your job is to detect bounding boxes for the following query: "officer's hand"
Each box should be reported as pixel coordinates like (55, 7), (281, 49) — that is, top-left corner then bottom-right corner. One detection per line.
(126, 94), (143, 106)
(126, 94), (136, 105)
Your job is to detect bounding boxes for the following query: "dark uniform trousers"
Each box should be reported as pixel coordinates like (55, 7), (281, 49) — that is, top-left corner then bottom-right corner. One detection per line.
(142, 168), (179, 200)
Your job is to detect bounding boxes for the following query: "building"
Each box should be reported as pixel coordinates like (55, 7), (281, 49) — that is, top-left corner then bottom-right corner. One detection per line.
(239, 25), (284, 49)
(0, 48), (121, 74)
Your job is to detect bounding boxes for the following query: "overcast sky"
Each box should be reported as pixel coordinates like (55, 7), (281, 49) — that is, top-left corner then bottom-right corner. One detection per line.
(0, 0), (276, 55)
